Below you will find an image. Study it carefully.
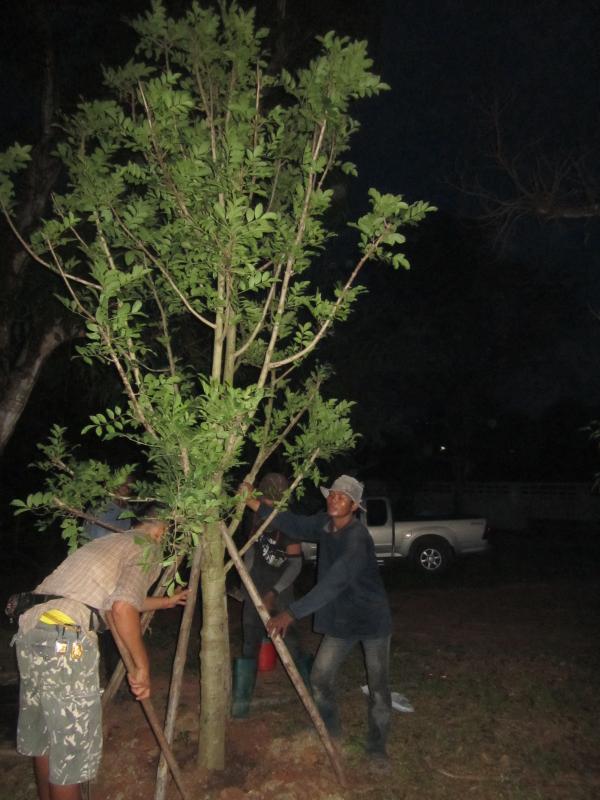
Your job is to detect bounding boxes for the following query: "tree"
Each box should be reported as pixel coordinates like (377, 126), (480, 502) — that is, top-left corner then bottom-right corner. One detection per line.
(0, 11), (75, 456)
(0, 0), (157, 457)
(459, 97), (600, 244)
(453, 0), (600, 241)
(450, 0), (600, 470)
(1, 0), (433, 773)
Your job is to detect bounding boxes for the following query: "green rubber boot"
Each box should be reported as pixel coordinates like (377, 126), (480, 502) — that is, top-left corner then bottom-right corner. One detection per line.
(295, 653), (314, 692)
(231, 657), (257, 719)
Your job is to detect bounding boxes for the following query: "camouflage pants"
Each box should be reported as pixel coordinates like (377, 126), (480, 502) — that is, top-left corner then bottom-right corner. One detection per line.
(15, 623), (102, 785)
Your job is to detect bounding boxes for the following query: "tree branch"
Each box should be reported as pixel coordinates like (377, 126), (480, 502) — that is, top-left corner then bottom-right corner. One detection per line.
(111, 207), (216, 329)
(1, 202), (101, 290)
(257, 120), (328, 388)
(51, 497), (129, 533)
(256, 378), (321, 468)
(460, 98), (600, 238)
(102, 333), (158, 439)
(268, 235), (384, 369)
(138, 82), (192, 221)
(44, 238), (95, 322)
(95, 216), (145, 393)
(233, 262), (282, 362)
(150, 280), (177, 378)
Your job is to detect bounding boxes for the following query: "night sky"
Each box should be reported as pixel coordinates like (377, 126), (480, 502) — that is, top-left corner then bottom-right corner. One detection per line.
(2, 0), (600, 493)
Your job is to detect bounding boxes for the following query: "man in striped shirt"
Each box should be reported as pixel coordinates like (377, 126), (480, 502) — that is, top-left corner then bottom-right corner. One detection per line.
(14, 508), (186, 800)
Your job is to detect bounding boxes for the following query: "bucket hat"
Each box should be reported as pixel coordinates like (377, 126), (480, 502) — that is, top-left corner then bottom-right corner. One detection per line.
(320, 475), (365, 511)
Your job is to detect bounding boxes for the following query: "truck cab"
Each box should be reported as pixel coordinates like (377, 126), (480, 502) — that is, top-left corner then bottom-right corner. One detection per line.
(302, 496), (489, 575)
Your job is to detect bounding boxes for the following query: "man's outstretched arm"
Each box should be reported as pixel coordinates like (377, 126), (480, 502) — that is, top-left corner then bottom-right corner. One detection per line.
(109, 600), (151, 700)
(240, 481), (326, 542)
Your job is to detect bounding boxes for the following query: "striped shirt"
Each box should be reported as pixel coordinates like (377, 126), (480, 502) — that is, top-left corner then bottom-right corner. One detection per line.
(19, 531), (163, 635)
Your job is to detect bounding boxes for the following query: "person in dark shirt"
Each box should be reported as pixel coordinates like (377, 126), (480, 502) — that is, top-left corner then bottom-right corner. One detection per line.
(232, 473), (307, 718)
(241, 474), (392, 760)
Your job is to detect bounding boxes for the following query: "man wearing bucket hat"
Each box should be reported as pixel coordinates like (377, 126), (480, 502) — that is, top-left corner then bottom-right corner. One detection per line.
(241, 474), (392, 761)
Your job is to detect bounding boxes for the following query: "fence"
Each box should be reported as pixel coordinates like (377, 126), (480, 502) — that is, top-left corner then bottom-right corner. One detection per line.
(415, 482), (600, 531)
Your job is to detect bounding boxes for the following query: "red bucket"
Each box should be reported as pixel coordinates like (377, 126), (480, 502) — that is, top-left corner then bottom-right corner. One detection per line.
(258, 639), (277, 672)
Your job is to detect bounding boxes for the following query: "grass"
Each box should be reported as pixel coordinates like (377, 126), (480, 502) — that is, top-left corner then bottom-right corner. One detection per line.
(2, 572), (599, 800)
(367, 579), (600, 800)
(276, 572), (600, 800)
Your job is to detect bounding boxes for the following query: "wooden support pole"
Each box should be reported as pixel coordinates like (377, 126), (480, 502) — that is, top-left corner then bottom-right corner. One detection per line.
(219, 521), (347, 788)
(223, 503), (279, 574)
(154, 544), (203, 800)
(105, 611), (192, 800)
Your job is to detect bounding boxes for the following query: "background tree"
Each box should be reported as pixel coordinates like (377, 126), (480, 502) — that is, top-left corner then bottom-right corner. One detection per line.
(0, 0), (162, 461)
(1, 1), (432, 771)
(450, 0), (600, 239)
(0, 8), (72, 456)
(460, 96), (600, 242)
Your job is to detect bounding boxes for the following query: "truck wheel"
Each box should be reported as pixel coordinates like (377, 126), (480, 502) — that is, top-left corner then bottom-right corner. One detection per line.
(411, 537), (453, 575)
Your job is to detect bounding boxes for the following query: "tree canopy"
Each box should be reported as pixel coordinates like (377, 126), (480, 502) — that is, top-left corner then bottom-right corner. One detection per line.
(2, 0), (432, 551)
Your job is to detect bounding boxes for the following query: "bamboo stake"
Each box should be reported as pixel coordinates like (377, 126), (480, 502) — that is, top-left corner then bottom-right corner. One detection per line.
(219, 521), (347, 788)
(105, 611), (192, 800)
(154, 544), (203, 800)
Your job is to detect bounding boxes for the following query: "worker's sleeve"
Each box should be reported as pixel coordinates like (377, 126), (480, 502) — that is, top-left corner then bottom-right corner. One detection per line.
(111, 512), (130, 531)
(255, 503), (327, 543)
(287, 529), (368, 620)
(272, 555), (302, 595)
(104, 558), (149, 612)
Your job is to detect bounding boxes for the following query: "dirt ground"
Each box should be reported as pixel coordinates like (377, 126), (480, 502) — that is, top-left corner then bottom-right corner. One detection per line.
(2, 546), (600, 800)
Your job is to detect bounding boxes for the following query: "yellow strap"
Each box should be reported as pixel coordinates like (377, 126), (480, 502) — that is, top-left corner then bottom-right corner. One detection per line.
(39, 609), (76, 625)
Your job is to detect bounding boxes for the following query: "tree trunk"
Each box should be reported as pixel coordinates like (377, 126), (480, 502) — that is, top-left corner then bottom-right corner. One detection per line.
(0, 322), (75, 455)
(197, 521), (230, 770)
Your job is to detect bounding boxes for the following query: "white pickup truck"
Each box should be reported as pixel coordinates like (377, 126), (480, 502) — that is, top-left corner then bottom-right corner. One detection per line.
(302, 496), (489, 575)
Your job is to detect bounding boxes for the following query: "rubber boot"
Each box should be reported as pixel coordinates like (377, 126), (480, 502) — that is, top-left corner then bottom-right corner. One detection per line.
(294, 653), (314, 692)
(231, 657), (257, 719)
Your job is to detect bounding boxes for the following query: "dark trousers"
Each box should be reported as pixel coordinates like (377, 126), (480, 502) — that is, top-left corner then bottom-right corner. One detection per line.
(312, 634), (391, 754)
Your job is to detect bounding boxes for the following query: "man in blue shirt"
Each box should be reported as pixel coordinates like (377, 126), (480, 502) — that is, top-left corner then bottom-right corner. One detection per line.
(242, 475), (392, 760)
(83, 477), (133, 540)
